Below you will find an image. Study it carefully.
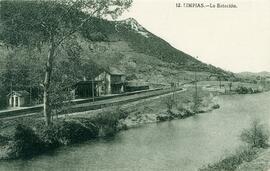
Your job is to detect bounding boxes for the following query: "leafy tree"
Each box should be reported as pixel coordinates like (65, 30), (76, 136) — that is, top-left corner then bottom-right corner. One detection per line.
(0, 0), (132, 126)
(1, 47), (44, 90)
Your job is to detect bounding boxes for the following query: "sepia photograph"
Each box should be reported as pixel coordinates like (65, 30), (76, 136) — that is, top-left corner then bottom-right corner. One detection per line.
(0, 0), (269, 170)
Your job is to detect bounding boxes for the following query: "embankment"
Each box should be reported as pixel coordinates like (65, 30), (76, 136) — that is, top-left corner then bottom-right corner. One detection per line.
(117, 87), (219, 129)
(236, 148), (270, 171)
(0, 109), (126, 160)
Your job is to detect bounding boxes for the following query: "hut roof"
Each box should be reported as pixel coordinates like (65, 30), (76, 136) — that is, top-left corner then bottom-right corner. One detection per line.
(7, 90), (30, 97)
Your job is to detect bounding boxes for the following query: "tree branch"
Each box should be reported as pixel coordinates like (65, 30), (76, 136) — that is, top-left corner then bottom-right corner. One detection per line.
(55, 5), (102, 48)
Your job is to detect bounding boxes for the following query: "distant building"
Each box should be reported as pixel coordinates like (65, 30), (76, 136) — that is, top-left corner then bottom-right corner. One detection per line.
(72, 67), (126, 99)
(7, 90), (30, 107)
(71, 80), (102, 99)
(95, 67), (125, 95)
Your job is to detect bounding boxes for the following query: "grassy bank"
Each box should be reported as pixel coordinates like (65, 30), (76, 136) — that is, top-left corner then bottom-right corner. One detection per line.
(236, 148), (270, 171)
(200, 119), (270, 171)
(200, 147), (261, 171)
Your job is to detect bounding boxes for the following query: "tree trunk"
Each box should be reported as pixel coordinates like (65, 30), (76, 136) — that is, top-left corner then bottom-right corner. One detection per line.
(43, 40), (55, 126)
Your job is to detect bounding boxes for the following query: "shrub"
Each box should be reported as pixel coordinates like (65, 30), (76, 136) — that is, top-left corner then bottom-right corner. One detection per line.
(199, 147), (259, 171)
(39, 124), (61, 148)
(236, 86), (251, 94)
(0, 134), (10, 146)
(200, 119), (269, 171)
(89, 109), (125, 137)
(9, 124), (45, 158)
(240, 119), (269, 148)
(211, 104), (220, 109)
(91, 111), (119, 128)
(39, 119), (99, 146)
(87, 32), (107, 42)
(164, 95), (176, 112)
(2, 114), (122, 159)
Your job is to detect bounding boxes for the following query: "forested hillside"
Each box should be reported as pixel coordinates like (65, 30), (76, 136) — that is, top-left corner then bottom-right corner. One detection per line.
(0, 10), (234, 108)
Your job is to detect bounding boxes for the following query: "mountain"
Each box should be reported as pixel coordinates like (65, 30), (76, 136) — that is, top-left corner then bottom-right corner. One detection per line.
(237, 71), (270, 81)
(0, 16), (238, 108)
(0, 17), (235, 86)
(77, 17), (234, 84)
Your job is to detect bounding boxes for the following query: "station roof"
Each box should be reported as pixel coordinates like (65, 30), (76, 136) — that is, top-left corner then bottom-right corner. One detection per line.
(106, 67), (124, 76)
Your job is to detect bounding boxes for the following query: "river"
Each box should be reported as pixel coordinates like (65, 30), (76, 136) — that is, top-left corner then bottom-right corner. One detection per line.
(1, 92), (270, 171)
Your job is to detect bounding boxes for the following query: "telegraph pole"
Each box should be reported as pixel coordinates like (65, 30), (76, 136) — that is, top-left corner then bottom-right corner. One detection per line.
(92, 77), (95, 102)
(194, 57), (198, 100)
(193, 56), (199, 113)
(10, 74), (13, 93)
(172, 82), (176, 102)
(219, 76), (222, 89)
(194, 68), (198, 106)
(29, 80), (32, 105)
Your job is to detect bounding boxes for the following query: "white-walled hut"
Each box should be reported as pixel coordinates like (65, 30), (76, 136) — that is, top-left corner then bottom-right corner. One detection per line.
(7, 90), (30, 107)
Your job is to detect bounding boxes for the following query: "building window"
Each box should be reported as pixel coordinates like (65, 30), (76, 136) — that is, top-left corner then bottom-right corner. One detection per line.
(15, 97), (18, 107)
(11, 96), (14, 107)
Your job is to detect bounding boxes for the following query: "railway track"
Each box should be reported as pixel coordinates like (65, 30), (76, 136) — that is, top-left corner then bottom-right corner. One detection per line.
(0, 87), (184, 120)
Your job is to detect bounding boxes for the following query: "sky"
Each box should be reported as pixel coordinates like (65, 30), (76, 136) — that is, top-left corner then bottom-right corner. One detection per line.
(120, 0), (270, 73)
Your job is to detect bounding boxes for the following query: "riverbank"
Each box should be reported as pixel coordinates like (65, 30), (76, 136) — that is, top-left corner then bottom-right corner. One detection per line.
(236, 148), (270, 171)
(199, 145), (270, 171)
(199, 117), (270, 171)
(199, 147), (264, 171)
(117, 87), (219, 129)
(200, 80), (270, 95)
(0, 87), (219, 160)
(0, 112), (123, 159)
(70, 87), (219, 129)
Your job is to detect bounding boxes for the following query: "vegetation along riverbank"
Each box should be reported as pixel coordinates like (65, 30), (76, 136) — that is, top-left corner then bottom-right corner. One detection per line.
(200, 119), (270, 171)
(0, 86), (219, 160)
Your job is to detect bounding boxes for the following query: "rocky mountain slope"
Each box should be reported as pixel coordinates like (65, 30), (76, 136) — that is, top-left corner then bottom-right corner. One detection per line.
(77, 17), (234, 84)
(0, 17), (235, 87)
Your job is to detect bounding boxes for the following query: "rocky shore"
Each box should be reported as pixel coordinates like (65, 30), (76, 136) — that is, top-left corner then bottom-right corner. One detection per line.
(117, 88), (220, 129)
